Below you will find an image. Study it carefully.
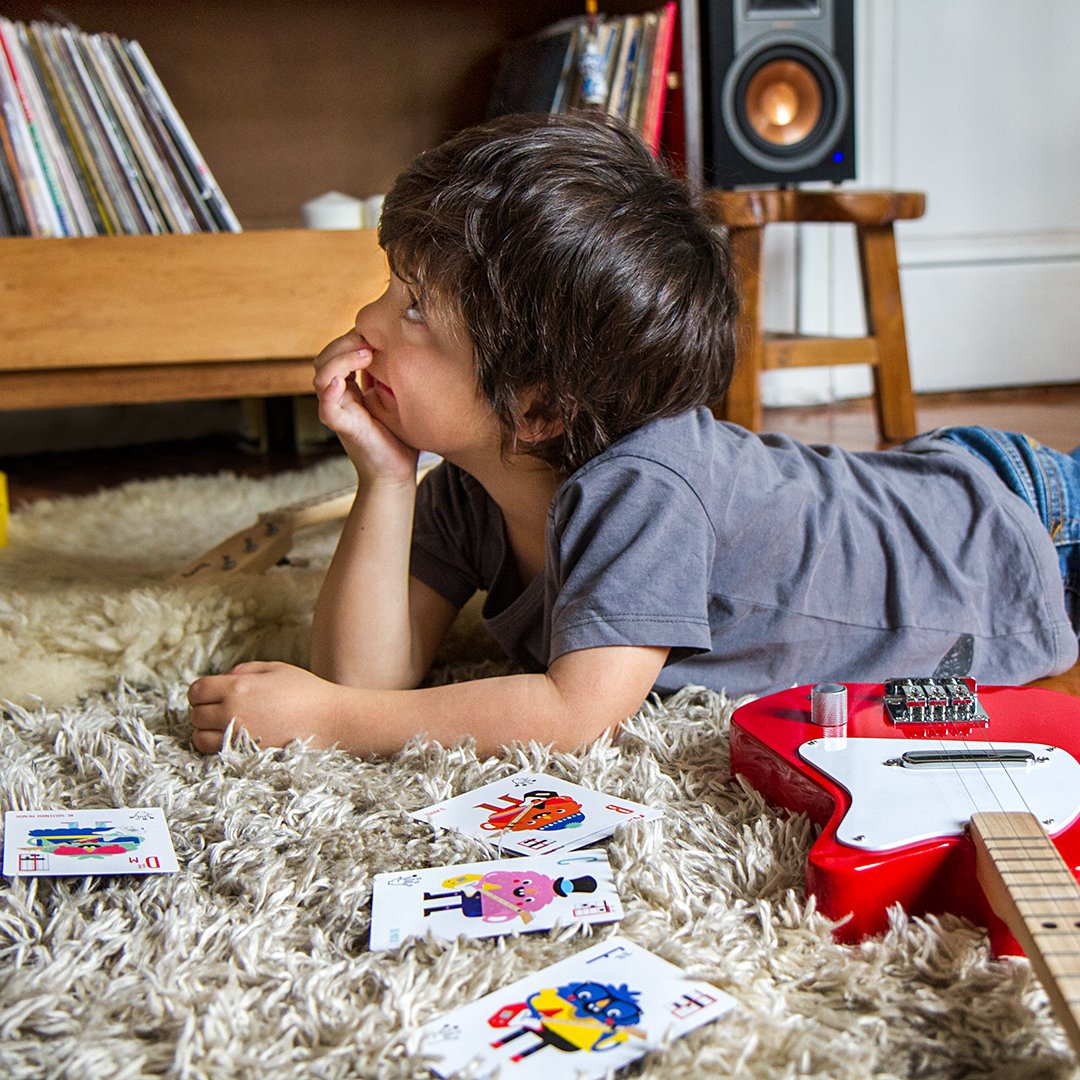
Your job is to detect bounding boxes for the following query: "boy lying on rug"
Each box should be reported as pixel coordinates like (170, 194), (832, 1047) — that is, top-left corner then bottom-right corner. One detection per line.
(188, 113), (1080, 757)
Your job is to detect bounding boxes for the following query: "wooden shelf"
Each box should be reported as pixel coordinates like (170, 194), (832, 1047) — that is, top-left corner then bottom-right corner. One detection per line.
(0, 229), (388, 409)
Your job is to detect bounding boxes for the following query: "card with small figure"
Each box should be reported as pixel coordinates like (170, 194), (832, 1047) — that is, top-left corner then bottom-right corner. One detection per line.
(414, 935), (737, 1079)
(412, 771), (662, 856)
(2, 808), (179, 877)
(370, 848), (622, 951)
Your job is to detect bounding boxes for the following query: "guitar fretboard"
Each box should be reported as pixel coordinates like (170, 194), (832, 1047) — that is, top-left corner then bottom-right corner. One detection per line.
(970, 811), (1080, 1055)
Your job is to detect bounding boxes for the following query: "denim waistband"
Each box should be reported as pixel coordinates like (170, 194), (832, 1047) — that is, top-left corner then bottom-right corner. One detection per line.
(936, 425), (1080, 635)
(935, 425), (1080, 545)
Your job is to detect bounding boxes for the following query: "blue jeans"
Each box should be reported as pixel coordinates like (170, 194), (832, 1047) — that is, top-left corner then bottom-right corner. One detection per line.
(937, 426), (1080, 635)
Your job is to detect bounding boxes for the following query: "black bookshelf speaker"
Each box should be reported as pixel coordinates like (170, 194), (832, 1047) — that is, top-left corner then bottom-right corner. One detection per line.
(701, 0), (856, 187)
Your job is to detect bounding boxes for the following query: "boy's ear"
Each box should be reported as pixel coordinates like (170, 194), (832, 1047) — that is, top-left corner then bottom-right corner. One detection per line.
(514, 390), (565, 443)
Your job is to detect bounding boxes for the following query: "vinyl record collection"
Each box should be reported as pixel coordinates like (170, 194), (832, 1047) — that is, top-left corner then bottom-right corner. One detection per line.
(0, 18), (240, 237)
(488, 2), (678, 154)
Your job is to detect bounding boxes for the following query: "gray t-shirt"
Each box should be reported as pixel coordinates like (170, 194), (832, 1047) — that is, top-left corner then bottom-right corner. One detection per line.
(410, 409), (1076, 697)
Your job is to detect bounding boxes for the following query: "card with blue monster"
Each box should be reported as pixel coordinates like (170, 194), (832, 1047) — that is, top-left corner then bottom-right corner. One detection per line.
(414, 936), (736, 1078)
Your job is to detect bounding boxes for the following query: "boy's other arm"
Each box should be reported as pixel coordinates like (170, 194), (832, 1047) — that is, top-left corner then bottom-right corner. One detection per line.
(309, 329), (459, 689)
(309, 481), (459, 690)
(187, 643), (670, 757)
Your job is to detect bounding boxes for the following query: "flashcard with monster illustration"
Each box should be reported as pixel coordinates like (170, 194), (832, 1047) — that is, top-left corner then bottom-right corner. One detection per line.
(2, 808), (178, 877)
(411, 771), (662, 856)
(414, 936), (736, 1079)
(370, 848), (622, 950)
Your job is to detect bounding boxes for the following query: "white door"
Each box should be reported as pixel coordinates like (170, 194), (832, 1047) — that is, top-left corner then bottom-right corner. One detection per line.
(761, 0), (1080, 406)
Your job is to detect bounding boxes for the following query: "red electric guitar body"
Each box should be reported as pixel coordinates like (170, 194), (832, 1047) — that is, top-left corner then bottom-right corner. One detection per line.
(729, 680), (1080, 958)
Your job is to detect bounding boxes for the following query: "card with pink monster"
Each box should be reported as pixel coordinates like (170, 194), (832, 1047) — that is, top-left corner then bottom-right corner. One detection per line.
(369, 848), (621, 950)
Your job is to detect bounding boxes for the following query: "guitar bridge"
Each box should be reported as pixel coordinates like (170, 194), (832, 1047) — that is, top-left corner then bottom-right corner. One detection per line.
(883, 677), (988, 725)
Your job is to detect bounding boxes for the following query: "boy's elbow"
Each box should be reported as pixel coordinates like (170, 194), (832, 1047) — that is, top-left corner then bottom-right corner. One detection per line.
(542, 675), (657, 750)
(541, 644), (668, 750)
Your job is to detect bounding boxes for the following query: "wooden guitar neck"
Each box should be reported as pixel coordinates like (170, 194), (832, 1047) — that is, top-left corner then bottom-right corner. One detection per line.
(970, 810), (1080, 1056)
(170, 486), (356, 583)
(170, 455), (440, 583)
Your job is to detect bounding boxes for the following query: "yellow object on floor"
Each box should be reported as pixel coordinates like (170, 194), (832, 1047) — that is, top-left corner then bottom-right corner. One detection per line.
(0, 471), (7, 547)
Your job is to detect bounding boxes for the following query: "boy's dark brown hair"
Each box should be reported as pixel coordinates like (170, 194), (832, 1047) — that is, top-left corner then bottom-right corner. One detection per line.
(379, 111), (738, 473)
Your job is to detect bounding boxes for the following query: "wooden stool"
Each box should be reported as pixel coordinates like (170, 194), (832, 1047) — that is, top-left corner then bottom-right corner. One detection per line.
(704, 189), (926, 442)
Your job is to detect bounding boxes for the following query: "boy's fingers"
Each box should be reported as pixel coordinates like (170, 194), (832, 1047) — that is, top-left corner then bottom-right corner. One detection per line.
(313, 329), (364, 366)
(317, 377), (355, 427)
(191, 729), (225, 754)
(313, 344), (371, 395)
(313, 356), (362, 395)
(187, 675), (223, 706)
(318, 378), (376, 440)
(189, 703), (231, 731)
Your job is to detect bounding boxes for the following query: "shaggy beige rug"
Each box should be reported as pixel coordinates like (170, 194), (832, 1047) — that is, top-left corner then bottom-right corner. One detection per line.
(1, 459), (1078, 1078)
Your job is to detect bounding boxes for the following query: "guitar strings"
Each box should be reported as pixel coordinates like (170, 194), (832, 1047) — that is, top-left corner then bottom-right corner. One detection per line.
(934, 712), (1075, 952)
(944, 716), (1080, 1037)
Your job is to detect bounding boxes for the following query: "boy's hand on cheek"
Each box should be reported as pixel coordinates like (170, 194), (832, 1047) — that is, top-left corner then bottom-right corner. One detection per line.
(313, 332), (418, 483)
(187, 661), (347, 754)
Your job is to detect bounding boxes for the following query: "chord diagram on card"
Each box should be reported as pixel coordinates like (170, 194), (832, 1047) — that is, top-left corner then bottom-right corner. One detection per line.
(669, 990), (720, 1019)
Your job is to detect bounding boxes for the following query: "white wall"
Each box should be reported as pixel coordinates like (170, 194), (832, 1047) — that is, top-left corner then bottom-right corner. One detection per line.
(762, 0), (1080, 405)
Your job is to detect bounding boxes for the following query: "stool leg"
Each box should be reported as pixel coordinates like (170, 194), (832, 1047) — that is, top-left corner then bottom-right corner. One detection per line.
(717, 225), (765, 431)
(857, 224), (918, 443)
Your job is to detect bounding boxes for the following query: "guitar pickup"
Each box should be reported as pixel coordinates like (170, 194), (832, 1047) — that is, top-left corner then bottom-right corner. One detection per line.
(883, 677), (988, 725)
(888, 747), (1040, 769)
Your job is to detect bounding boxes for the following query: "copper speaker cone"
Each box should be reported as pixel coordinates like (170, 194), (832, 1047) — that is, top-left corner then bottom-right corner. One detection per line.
(744, 59), (823, 147)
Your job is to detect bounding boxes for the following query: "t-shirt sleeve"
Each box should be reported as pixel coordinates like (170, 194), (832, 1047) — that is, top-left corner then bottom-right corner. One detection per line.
(545, 456), (717, 662)
(409, 463), (489, 610)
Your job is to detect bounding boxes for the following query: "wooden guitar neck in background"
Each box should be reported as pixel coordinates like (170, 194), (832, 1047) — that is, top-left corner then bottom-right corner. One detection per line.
(971, 811), (1080, 1056)
(169, 455), (439, 584)
(170, 486), (355, 583)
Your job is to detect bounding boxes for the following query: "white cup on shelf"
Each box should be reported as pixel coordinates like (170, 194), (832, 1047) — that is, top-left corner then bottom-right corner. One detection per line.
(301, 191), (364, 230)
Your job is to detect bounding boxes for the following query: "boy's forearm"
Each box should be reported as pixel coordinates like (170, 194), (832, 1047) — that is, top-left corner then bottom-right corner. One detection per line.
(328, 671), (617, 758)
(327, 644), (669, 757)
(310, 478), (421, 688)
(188, 646), (668, 757)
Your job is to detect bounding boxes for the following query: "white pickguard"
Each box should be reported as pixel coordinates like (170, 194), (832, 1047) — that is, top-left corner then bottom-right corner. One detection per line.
(799, 738), (1080, 851)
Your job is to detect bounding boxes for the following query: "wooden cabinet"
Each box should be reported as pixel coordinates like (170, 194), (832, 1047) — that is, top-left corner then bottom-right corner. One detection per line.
(0, 229), (387, 408)
(0, 1), (696, 411)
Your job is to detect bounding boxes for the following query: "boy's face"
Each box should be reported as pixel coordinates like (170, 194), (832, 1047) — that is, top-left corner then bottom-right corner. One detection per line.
(353, 274), (502, 465)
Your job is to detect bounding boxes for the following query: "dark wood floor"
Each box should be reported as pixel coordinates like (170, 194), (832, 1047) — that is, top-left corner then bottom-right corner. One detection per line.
(761, 382), (1080, 454)
(1, 428), (340, 508)
(4, 384), (1079, 695)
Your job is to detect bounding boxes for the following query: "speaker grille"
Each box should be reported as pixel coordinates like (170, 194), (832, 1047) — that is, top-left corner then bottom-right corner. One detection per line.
(721, 39), (849, 172)
(744, 57), (823, 148)
(702, 0), (856, 186)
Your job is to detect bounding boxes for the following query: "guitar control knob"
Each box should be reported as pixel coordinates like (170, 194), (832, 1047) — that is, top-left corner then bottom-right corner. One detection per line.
(811, 682), (848, 727)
